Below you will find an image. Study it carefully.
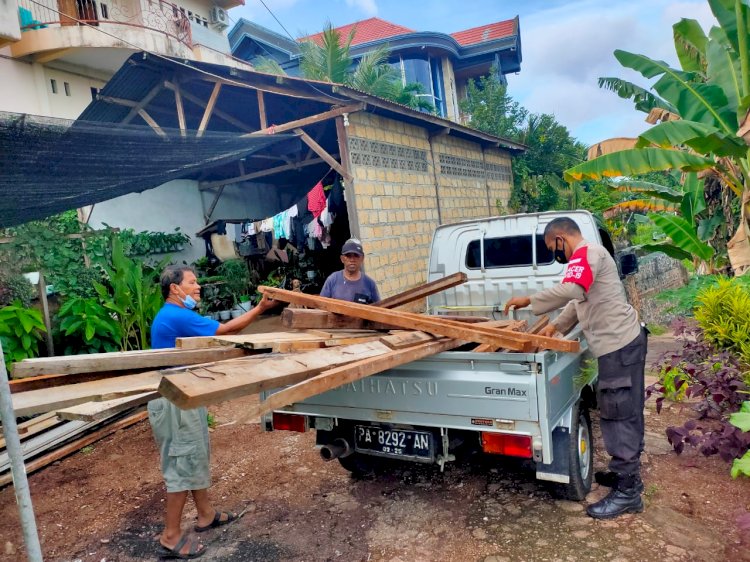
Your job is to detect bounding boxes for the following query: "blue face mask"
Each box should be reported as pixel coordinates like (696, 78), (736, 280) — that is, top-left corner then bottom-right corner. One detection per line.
(175, 286), (198, 310)
(181, 294), (198, 310)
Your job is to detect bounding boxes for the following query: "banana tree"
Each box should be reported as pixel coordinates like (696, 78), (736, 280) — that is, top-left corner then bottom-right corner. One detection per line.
(565, 0), (750, 275)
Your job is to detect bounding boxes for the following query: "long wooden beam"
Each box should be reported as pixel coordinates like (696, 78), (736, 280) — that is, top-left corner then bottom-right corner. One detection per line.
(11, 346), (248, 378)
(375, 272), (467, 309)
(242, 104), (364, 137)
(257, 90), (268, 129)
(158, 340), (395, 410)
(122, 83), (163, 125)
(164, 81), (253, 132)
(200, 156), (325, 190)
(259, 286), (579, 353)
(244, 337), (461, 421)
(295, 128), (351, 181)
(56, 392), (159, 422)
(196, 82), (222, 137)
(173, 82), (187, 137)
(137, 109), (167, 138)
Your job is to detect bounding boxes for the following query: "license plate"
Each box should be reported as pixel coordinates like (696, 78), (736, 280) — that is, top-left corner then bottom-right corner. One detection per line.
(354, 425), (433, 461)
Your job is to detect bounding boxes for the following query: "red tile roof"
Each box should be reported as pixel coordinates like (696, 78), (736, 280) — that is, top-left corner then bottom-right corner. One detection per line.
(450, 18), (517, 46)
(300, 17), (415, 46)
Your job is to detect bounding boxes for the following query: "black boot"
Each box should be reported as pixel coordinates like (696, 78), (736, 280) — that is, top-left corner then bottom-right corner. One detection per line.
(594, 471), (645, 491)
(586, 473), (644, 519)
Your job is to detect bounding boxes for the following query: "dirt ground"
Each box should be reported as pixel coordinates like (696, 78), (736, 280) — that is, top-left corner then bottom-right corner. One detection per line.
(1, 335), (749, 562)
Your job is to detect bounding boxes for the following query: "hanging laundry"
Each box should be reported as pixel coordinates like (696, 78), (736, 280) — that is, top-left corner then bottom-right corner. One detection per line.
(328, 177), (346, 215)
(246, 221), (257, 236)
(307, 181), (326, 218)
(273, 212), (285, 239)
(319, 204), (333, 228)
(260, 217), (274, 232)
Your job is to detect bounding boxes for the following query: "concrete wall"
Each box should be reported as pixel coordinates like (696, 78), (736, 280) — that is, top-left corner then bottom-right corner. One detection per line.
(89, 179), (207, 264)
(623, 253), (689, 325)
(345, 111), (513, 298)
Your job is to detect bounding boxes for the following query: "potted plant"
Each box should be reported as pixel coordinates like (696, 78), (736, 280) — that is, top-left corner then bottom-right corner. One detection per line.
(217, 259), (251, 311)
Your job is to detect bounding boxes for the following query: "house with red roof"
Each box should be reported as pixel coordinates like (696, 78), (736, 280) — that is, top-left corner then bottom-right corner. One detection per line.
(229, 16), (522, 123)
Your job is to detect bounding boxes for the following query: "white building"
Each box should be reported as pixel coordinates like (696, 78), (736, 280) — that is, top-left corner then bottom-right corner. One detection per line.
(1, 0), (248, 262)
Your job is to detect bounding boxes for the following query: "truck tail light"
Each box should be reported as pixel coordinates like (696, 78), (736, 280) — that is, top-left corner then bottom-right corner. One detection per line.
(481, 432), (532, 458)
(272, 412), (308, 433)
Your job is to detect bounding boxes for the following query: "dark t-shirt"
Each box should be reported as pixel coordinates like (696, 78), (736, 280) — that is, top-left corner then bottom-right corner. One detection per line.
(320, 270), (380, 304)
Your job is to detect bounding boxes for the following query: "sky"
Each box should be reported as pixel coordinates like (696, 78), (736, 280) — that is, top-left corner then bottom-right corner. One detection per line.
(229, 0), (718, 146)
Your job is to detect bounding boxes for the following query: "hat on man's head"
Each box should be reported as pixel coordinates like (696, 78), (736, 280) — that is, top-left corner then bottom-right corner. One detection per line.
(341, 238), (364, 256)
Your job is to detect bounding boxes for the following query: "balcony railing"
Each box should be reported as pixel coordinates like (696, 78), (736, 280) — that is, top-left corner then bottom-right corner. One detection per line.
(17, 0), (192, 48)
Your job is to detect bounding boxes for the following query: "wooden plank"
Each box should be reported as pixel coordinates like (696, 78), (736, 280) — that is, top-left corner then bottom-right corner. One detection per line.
(295, 128), (352, 181)
(164, 81), (253, 132)
(0, 411), (148, 488)
(261, 287), (580, 352)
(375, 272), (467, 309)
(8, 370), (149, 393)
(380, 331), (435, 349)
(245, 337), (462, 421)
(173, 82), (187, 137)
(158, 340), (395, 410)
(38, 272), (54, 356)
(56, 392), (159, 422)
(137, 109), (167, 138)
(0, 414), (61, 449)
(11, 346), (248, 378)
(197, 82), (222, 137)
(473, 320), (528, 352)
(281, 309), (395, 330)
(244, 104), (363, 137)
(257, 90), (268, 129)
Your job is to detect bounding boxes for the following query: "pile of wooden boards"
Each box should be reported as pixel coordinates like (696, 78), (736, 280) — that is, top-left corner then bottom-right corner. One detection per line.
(2, 272), (578, 485)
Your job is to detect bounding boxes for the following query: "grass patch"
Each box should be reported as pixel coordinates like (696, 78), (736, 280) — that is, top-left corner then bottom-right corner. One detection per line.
(80, 445), (94, 455)
(207, 412), (216, 429)
(655, 275), (750, 317)
(647, 324), (669, 336)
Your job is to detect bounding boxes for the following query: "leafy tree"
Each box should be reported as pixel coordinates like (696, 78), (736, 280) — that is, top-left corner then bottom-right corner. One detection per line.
(257, 23), (433, 112)
(461, 73), (587, 212)
(565, 0), (750, 275)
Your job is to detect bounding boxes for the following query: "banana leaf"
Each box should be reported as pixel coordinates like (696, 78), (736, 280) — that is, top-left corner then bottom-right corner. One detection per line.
(614, 50), (736, 132)
(650, 213), (714, 261)
(680, 172), (706, 224)
(706, 26), (742, 118)
(564, 147), (714, 183)
(603, 199), (679, 219)
(637, 242), (694, 261)
(698, 214), (724, 241)
(673, 18), (708, 74)
(597, 77), (676, 114)
(635, 120), (747, 158)
(607, 180), (683, 202)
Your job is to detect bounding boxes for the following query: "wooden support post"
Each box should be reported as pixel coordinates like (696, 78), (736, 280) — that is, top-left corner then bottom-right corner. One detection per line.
(243, 104), (364, 137)
(122, 83), (163, 125)
(200, 157), (325, 190)
(137, 109), (167, 138)
(197, 82), (222, 138)
(334, 114), (362, 239)
(205, 185), (226, 221)
(295, 128), (351, 181)
(257, 90), (268, 129)
(37, 273), (54, 358)
(164, 81), (253, 132)
(173, 82), (187, 138)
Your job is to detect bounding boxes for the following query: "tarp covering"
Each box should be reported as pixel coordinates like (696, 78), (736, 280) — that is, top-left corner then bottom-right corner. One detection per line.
(0, 111), (297, 227)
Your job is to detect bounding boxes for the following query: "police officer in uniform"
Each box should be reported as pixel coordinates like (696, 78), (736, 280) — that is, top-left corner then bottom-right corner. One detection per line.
(505, 217), (647, 519)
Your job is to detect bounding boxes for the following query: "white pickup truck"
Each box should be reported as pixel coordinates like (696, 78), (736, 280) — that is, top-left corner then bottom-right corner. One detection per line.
(261, 211), (637, 500)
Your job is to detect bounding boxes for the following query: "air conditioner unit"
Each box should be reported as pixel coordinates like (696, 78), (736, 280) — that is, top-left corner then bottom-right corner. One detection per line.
(209, 6), (228, 29)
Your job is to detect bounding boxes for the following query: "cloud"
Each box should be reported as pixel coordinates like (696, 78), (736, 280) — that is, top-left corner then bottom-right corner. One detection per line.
(344, 0), (378, 17)
(508, 0), (710, 144)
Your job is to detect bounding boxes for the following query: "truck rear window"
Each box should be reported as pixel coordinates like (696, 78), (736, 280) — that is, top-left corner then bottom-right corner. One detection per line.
(466, 235), (554, 269)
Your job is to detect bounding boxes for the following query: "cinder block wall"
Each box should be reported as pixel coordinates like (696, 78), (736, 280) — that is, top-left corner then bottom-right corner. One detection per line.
(345, 112), (513, 299)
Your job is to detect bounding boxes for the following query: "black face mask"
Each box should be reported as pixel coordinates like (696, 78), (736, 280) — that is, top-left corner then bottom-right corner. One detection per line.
(554, 237), (568, 264)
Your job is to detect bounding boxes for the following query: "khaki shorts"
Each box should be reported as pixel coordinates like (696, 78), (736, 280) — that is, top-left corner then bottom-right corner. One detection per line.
(148, 398), (211, 493)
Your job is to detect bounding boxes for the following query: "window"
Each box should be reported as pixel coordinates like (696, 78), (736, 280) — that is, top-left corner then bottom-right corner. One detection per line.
(50, 79), (57, 94)
(100, 3), (108, 18)
(90, 86), (100, 100)
(64, 82), (71, 96)
(465, 235), (554, 269)
(391, 54), (446, 117)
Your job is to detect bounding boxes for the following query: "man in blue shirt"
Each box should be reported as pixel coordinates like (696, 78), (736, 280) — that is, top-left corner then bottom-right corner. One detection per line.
(320, 239), (380, 304)
(150, 265), (275, 559)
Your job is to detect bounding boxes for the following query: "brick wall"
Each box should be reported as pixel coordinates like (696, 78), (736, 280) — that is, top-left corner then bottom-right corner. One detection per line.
(344, 112), (513, 299)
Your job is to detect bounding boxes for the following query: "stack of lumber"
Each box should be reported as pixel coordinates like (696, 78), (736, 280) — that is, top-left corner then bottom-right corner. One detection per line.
(2, 273), (578, 485)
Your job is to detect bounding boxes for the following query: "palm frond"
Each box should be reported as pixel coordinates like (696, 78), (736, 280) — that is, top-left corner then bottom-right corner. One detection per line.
(252, 57), (287, 76)
(598, 77), (677, 114)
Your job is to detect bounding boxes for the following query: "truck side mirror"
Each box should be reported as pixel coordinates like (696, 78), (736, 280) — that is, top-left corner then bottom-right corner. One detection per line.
(619, 253), (639, 277)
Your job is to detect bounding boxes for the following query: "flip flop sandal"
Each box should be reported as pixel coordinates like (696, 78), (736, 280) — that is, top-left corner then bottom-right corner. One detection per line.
(159, 534), (207, 559)
(194, 510), (238, 533)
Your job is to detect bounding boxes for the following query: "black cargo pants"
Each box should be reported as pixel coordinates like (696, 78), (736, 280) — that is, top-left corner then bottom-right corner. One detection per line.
(596, 328), (648, 475)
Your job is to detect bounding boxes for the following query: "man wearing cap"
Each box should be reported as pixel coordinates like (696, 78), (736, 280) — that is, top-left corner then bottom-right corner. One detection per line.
(320, 238), (380, 304)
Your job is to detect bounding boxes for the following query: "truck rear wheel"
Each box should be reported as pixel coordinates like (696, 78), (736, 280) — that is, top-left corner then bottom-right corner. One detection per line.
(557, 401), (593, 501)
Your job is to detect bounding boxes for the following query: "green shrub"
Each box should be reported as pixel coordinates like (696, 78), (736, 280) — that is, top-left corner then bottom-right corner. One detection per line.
(56, 296), (122, 354)
(694, 278), (750, 367)
(0, 301), (47, 369)
(0, 273), (35, 307)
(730, 402), (750, 478)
